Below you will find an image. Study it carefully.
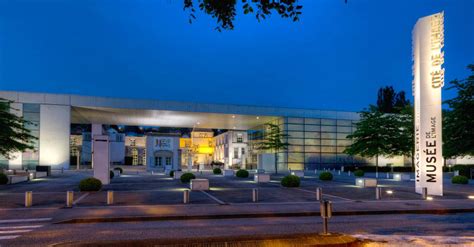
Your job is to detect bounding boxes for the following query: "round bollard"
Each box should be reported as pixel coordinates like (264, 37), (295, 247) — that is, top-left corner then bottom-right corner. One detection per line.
(316, 187), (322, 201)
(66, 191), (74, 207)
(348, 171), (351, 176)
(421, 187), (428, 200)
(107, 191), (114, 205)
(386, 172), (390, 179)
(375, 187), (382, 200)
(252, 188), (259, 202)
(183, 189), (190, 204)
(25, 191), (32, 208)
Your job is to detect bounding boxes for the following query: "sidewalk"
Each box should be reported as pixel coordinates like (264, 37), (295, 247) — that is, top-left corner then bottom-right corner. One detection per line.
(1, 198), (472, 224)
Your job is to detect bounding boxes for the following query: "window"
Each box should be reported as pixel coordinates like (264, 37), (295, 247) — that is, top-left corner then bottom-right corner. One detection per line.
(166, 157), (172, 166)
(132, 148), (138, 165)
(157, 157), (162, 166)
(241, 148), (245, 155)
(234, 148), (239, 159)
(23, 103), (40, 170)
(236, 134), (243, 143)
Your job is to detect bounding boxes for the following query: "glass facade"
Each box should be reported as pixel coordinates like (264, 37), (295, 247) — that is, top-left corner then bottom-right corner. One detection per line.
(248, 115), (368, 171)
(22, 103), (40, 170)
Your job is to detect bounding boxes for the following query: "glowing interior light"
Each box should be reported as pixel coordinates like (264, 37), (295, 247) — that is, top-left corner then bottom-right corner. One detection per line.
(256, 116), (260, 119)
(386, 190), (393, 194)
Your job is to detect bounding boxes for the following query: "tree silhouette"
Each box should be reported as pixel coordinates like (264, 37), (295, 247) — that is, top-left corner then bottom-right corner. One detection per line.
(184, 0), (304, 31)
(376, 86), (410, 114)
(0, 100), (37, 159)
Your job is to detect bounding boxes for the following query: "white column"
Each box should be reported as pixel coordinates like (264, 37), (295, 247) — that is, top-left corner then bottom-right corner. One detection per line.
(93, 135), (110, 184)
(39, 105), (71, 169)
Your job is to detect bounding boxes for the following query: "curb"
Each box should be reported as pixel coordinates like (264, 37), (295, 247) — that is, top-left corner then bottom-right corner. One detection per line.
(55, 207), (474, 224)
(50, 233), (360, 247)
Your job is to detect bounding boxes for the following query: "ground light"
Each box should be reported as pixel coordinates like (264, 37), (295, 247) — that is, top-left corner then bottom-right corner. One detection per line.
(426, 196), (434, 201)
(386, 190), (393, 195)
(468, 195), (474, 199)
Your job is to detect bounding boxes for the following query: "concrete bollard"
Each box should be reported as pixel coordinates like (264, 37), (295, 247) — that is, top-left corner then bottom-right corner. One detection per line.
(107, 191), (114, 205)
(25, 191), (32, 208)
(338, 170), (341, 175)
(66, 191), (74, 207)
(375, 187), (382, 200)
(183, 189), (190, 204)
(315, 169), (318, 174)
(421, 187), (428, 200)
(252, 188), (259, 202)
(386, 172), (390, 179)
(316, 187), (322, 201)
(320, 200), (332, 235)
(348, 171), (351, 176)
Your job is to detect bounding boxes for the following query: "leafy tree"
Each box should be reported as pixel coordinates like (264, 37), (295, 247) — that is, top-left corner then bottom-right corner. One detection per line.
(183, 0), (303, 31)
(443, 64), (474, 157)
(256, 123), (289, 174)
(395, 105), (415, 169)
(376, 86), (410, 114)
(0, 100), (37, 159)
(344, 106), (406, 176)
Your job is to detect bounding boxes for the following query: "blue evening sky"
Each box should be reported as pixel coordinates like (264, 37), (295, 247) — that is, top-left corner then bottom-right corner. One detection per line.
(0, 0), (473, 111)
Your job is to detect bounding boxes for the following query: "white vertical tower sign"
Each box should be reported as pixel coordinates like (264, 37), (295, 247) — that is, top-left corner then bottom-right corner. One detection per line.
(412, 12), (444, 196)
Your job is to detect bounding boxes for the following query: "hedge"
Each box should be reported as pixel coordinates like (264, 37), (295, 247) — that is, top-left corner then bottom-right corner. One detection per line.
(354, 169), (365, 177)
(281, 175), (300, 187)
(169, 170), (175, 177)
(236, 169), (249, 178)
(452, 175), (469, 184)
(319, 171), (333, 181)
(180, 173), (196, 183)
(79, 177), (102, 191)
(0, 173), (8, 185)
(452, 165), (474, 178)
(213, 168), (222, 175)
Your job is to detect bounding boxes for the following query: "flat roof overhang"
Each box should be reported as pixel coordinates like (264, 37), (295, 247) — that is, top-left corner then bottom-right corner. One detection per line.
(71, 106), (276, 129)
(1, 91), (360, 129)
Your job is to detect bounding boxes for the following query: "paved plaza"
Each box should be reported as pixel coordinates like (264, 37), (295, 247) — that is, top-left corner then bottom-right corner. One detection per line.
(0, 168), (473, 209)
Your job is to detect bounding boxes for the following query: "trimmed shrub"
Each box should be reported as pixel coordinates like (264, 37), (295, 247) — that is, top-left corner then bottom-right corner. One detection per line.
(79, 177), (102, 191)
(169, 170), (175, 177)
(213, 168), (222, 175)
(281, 175), (300, 187)
(452, 165), (474, 177)
(180, 173), (196, 183)
(354, 169), (365, 177)
(236, 169), (249, 178)
(319, 171), (333, 181)
(0, 173), (8, 185)
(109, 170), (115, 179)
(452, 175), (469, 185)
(113, 167), (123, 174)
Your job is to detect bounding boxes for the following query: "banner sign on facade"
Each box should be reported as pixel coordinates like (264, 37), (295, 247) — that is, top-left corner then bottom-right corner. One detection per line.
(412, 12), (444, 196)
